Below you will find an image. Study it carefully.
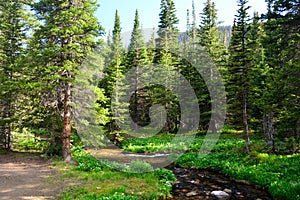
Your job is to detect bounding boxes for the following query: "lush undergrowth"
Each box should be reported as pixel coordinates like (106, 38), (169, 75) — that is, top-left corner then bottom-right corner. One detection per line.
(9, 130), (300, 199)
(121, 133), (248, 153)
(176, 151), (300, 200)
(57, 147), (176, 200)
(122, 133), (300, 200)
(11, 131), (50, 152)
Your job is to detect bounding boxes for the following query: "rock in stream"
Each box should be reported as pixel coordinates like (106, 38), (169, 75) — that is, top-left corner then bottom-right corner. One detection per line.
(167, 167), (273, 200)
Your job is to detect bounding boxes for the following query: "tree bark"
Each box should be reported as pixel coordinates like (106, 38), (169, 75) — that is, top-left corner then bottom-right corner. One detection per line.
(263, 112), (275, 152)
(62, 80), (72, 162)
(2, 101), (12, 150)
(243, 89), (251, 153)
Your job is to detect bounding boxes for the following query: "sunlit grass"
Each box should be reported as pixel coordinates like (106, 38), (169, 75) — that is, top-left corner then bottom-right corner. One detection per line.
(120, 133), (300, 200)
(52, 148), (175, 200)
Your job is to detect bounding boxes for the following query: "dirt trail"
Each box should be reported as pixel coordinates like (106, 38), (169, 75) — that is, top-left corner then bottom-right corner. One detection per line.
(0, 152), (63, 200)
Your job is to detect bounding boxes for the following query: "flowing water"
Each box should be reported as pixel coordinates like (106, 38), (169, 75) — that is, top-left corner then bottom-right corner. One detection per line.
(166, 166), (273, 200)
(88, 148), (273, 200)
(87, 147), (171, 168)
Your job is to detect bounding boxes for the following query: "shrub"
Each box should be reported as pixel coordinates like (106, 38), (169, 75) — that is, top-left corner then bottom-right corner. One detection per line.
(12, 131), (49, 152)
(154, 168), (176, 197)
(72, 146), (105, 172)
(128, 160), (154, 173)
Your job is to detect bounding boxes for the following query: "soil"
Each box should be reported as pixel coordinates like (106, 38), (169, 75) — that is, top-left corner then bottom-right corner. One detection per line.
(0, 152), (65, 200)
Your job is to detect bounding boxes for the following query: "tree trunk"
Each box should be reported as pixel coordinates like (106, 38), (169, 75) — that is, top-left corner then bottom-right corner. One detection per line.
(4, 124), (11, 150)
(62, 81), (72, 162)
(2, 102), (12, 150)
(243, 89), (251, 153)
(263, 112), (275, 152)
(2, 124), (11, 150)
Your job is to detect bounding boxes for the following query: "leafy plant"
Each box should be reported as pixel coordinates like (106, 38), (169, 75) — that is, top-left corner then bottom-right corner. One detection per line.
(128, 160), (154, 173)
(72, 146), (105, 172)
(154, 168), (176, 197)
(12, 131), (49, 152)
(58, 187), (138, 200)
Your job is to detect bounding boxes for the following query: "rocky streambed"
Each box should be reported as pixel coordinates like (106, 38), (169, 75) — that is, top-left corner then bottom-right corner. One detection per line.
(167, 167), (273, 200)
(88, 148), (273, 200)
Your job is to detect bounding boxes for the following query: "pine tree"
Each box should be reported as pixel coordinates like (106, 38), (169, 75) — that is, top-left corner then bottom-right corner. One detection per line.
(247, 12), (266, 129)
(99, 10), (126, 135)
(72, 40), (110, 148)
(227, 0), (252, 153)
(191, 0), (197, 48)
(155, 0), (181, 132)
(157, 0), (180, 50)
(103, 10), (124, 97)
(32, 0), (102, 161)
(126, 10), (149, 131)
(197, 0), (228, 133)
(262, 0), (300, 142)
(146, 27), (156, 63)
(0, 0), (28, 150)
(198, 0), (227, 66)
(185, 0), (197, 49)
(186, 8), (190, 40)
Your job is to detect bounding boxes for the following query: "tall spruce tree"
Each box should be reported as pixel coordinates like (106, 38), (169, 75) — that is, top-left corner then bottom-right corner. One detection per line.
(103, 10), (123, 98)
(227, 0), (252, 153)
(32, 0), (102, 161)
(146, 28), (156, 63)
(126, 10), (149, 130)
(99, 10), (126, 134)
(157, 0), (179, 50)
(262, 0), (300, 142)
(191, 0), (197, 48)
(198, 0), (228, 133)
(186, 0), (197, 49)
(198, 0), (227, 67)
(247, 12), (267, 130)
(155, 0), (181, 132)
(0, 0), (28, 150)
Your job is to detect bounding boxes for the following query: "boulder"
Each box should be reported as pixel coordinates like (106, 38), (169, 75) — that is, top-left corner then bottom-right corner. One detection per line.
(211, 191), (230, 199)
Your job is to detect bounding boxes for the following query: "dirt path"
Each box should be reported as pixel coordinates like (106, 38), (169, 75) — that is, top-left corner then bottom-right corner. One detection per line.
(0, 152), (63, 200)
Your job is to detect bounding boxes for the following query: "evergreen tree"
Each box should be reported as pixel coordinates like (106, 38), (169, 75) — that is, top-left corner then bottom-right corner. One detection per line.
(126, 10), (149, 130)
(197, 0), (228, 133)
(186, 8), (190, 39)
(191, 0), (197, 48)
(157, 0), (180, 50)
(103, 10), (124, 98)
(262, 0), (300, 142)
(32, 0), (102, 161)
(247, 12), (266, 129)
(198, 0), (227, 67)
(146, 27), (156, 63)
(73, 41), (110, 148)
(0, 0), (29, 150)
(226, 0), (252, 153)
(99, 10), (126, 135)
(155, 0), (181, 132)
(103, 31), (113, 66)
(186, 0), (197, 49)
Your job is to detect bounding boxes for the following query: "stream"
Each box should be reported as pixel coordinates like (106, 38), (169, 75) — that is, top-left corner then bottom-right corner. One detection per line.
(88, 148), (273, 200)
(166, 166), (272, 200)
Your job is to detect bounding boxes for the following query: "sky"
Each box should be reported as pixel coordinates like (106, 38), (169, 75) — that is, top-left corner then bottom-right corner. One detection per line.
(96, 0), (267, 35)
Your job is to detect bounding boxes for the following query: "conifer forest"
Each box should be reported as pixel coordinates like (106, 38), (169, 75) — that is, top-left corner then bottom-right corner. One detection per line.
(0, 0), (299, 199)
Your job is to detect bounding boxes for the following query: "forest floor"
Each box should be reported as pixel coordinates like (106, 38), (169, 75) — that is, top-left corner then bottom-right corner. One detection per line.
(0, 152), (67, 200)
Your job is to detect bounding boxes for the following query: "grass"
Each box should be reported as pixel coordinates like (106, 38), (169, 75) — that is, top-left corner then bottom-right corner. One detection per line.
(14, 128), (298, 199)
(121, 133), (248, 153)
(175, 151), (300, 199)
(54, 146), (176, 200)
(121, 133), (300, 200)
